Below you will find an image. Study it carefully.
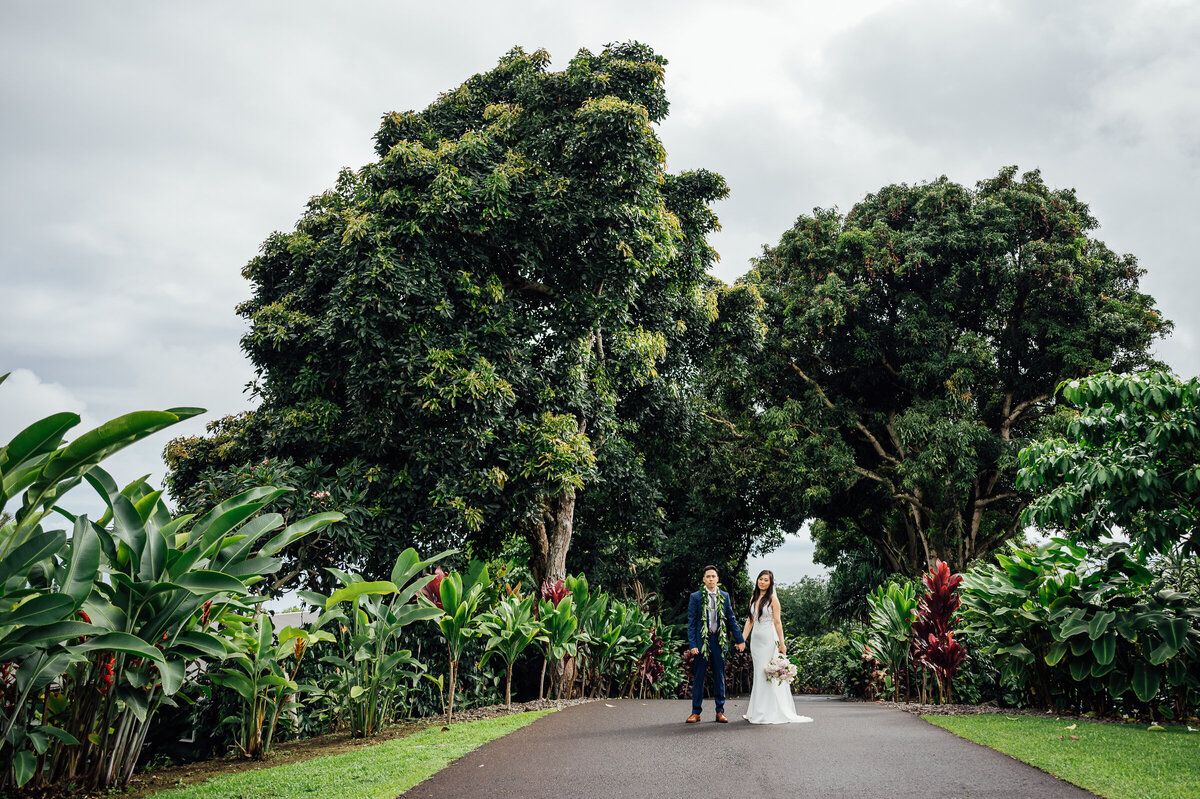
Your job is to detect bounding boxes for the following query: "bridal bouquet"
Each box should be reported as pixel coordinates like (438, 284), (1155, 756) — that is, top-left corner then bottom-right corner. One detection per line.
(764, 654), (797, 685)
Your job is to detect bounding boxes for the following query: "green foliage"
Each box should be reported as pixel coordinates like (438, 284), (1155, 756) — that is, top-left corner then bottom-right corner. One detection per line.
(476, 594), (540, 707)
(1020, 370), (1200, 559)
(422, 561), (489, 723)
(786, 631), (854, 695)
(960, 538), (1200, 718)
(861, 580), (919, 700)
(163, 44), (734, 592)
(775, 577), (832, 637)
(311, 548), (450, 736)
(747, 168), (1168, 578)
(210, 615), (333, 760)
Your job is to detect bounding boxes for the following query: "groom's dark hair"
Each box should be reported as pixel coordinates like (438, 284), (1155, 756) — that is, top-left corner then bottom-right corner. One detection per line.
(702, 565), (718, 577)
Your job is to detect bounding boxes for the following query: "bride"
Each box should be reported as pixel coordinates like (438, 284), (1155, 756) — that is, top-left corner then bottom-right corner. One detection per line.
(741, 570), (813, 724)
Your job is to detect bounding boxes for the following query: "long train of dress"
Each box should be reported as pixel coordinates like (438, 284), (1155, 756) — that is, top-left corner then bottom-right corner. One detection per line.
(743, 603), (813, 724)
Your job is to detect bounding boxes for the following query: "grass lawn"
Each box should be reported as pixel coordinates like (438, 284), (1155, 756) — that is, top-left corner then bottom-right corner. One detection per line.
(153, 710), (554, 799)
(924, 714), (1200, 799)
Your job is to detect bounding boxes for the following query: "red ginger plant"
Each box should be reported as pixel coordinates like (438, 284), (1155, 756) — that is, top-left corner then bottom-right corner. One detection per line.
(911, 559), (967, 704)
(418, 567), (448, 609)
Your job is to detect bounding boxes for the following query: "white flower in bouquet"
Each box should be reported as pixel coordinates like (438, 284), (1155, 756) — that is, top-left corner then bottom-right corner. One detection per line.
(765, 654), (797, 685)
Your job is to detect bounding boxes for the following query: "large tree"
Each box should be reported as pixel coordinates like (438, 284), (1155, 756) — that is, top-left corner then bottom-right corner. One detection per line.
(748, 167), (1169, 576)
(166, 44), (733, 589)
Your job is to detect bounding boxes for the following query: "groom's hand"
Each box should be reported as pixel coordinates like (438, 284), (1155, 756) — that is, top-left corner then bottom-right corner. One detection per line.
(689, 648), (699, 655)
(734, 643), (745, 652)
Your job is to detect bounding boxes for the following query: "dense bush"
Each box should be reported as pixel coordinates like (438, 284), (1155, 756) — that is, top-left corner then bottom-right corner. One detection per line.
(960, 539), (1200, 719)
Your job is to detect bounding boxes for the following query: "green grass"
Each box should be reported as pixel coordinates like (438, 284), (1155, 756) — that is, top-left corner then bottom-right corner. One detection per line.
(154, 710), (553, 799)
(924, 714), (1200, 799)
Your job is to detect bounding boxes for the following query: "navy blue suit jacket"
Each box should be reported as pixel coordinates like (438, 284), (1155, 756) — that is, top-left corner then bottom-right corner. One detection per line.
(687, 589), (745, 653)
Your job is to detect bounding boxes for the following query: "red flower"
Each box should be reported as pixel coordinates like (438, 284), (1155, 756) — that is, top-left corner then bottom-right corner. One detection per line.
(419, 567), (448, 609)
(539, 579), (568, 605)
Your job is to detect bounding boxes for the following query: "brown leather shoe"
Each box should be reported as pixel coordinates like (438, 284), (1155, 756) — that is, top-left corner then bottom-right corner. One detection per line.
(715, 712), (728, 723)
(686, 713), (702, 723)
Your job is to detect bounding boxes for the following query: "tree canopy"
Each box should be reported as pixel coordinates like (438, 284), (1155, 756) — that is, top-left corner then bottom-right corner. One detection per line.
(165, 43), (756, 591)
(1019, 370), (1200, 559)
(746, 167), (1169, 577)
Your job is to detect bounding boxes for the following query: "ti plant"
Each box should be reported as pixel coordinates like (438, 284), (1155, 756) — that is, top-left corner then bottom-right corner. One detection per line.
(911, 560), (967, 704)
(477, 594), (541, 708)
(421, 560), (489, 723)
(210, 613), (333, 760)
(309, 547), (451, 737)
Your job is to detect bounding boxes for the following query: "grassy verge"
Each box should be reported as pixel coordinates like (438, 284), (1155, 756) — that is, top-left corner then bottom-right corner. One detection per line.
(153, 710), (554, 799)
(924, 714), (1199, 799)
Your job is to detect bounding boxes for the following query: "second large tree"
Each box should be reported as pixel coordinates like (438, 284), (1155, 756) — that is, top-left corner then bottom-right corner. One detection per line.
(749, 167), (1169, 576)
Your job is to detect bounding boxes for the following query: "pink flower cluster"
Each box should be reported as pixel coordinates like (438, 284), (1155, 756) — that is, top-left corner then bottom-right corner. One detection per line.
(764, 654), (797, 685)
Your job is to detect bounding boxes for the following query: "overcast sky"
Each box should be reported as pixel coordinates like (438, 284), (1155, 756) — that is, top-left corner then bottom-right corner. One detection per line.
(3, 1), (1197, 584)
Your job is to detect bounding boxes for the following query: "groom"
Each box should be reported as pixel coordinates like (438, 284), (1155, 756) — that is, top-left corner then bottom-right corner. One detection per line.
(686, 565), (744, 723)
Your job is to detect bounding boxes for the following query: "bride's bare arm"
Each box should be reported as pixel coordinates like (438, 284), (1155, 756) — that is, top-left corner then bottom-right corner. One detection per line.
(742, 611), (753, 642)
(772, 594), (786, 654)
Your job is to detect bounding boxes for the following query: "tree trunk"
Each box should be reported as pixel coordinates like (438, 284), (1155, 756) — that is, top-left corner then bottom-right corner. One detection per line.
(525, 485), (578, 590)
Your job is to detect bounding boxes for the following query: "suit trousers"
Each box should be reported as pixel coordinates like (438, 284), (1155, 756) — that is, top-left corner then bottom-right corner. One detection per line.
(691, 633), (726, 714)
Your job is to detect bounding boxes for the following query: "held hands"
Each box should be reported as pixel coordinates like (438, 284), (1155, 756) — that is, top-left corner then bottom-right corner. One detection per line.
(735, 642), (745, 652)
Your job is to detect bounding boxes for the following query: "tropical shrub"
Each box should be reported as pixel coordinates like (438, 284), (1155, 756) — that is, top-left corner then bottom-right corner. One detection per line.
(960, 538), (1200, 718)
(210, 613), (333, 760)
(307, 548), (449, 736)
(477, 594), (540, 708)
(861, 580), (918, 701)
(785, 632), (853, 695)
(910, 560), (967, 703)
(421, 560), (489, 723)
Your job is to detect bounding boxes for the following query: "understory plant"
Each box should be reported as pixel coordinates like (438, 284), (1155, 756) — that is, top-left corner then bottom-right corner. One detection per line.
(421, 560), (489, 723)
(476, 594), (540, 708)
(911, 560), (967, 703)
(309, 548), (451, 736)
(861, 580), (918, 701)
(960, 538), (1200, 718)
(210, 613), (333, 760)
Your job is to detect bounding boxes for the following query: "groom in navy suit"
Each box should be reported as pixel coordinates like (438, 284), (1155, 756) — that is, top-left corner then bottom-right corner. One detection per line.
(686, 565), (745, 723)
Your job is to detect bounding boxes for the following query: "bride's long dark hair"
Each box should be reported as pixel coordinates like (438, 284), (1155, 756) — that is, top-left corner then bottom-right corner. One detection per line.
(750, 570), (774, 619)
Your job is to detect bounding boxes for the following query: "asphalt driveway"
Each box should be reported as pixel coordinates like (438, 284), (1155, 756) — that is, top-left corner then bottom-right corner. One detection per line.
(401, 696), (1096, 798)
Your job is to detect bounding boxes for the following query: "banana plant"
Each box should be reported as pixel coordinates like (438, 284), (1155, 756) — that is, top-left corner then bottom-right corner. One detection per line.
(210, 614), (334, 760)
(420, 560), (489, 723)
(477, 594), (540, 708)
(0, 374), (202, 559)
(535, 594), (577, 700)
(862, 580), (918, 701)
(2, 464), (342, 792)
(312, 547), (451, 736)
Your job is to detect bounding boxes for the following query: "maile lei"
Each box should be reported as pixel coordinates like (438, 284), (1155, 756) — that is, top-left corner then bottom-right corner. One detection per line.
(699, 583), (729, 661)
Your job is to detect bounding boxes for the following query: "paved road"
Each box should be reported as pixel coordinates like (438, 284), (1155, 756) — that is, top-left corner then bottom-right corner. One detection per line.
(402, 696), (1096, 799)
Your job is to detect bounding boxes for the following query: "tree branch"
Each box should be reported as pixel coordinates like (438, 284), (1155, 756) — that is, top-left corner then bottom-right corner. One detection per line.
(789, 361), (901, 466)
(703, 412), (744, 439)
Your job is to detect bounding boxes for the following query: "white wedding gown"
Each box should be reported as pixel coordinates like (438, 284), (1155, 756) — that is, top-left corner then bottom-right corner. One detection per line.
(743, 603), (813, 724)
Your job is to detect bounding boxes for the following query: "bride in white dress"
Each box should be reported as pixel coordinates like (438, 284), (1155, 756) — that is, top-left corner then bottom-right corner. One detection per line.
(742, 570), (813, 724)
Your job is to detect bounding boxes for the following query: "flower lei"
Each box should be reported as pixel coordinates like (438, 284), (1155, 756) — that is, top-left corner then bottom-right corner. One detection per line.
(699, 583), (729, 661)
